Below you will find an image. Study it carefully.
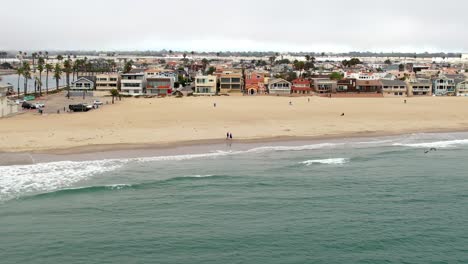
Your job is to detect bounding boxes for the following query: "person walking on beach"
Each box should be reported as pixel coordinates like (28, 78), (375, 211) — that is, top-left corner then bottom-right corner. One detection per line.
(214, 102), (217, 107)
(229, 133), (233, 140)
(226, 132), (230, 140)
(308, 98), (310, 103)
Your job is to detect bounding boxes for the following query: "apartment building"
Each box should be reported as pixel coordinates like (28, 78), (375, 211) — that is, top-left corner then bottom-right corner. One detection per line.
(406, 78), (432, 96)
(381, 79), (408, 97)
(95, 73), (119, 91)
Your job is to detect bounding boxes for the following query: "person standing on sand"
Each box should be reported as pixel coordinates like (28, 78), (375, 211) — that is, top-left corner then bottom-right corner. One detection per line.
(226, 132), (230, 140)
(230, 133), (233, 140)
(214, 102), (217, 107)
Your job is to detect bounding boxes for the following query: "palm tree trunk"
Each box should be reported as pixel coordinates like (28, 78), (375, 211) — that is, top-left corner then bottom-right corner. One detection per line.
(17, 75), (21, 98)
(39, 72), (42, 96)
(46, 71), (49, 95)
(66, 73), (70, 99)
(24, 78), (28, 97)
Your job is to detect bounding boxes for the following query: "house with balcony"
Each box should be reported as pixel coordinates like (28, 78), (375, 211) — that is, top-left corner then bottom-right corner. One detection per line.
(381, 79), (408, 97)
(311, 78), (337, 94)
(432, 75), (456, 96)
(355, 80), (382, 93)
(291, 78), (312, 95)
(95, 73), (119, 91)
(456, 81), (468, 96)
(406, 78), (432, 96)
(245, 70), (267, 95)
(194, 75), (217, 95)
(219, 70), (244, 94)
(336, 78), (357, 93)
(71, 76), (96, 91)
(267, 78), (291, 95)
(120, 69), (145, 96)
(146, 76), (175, 96)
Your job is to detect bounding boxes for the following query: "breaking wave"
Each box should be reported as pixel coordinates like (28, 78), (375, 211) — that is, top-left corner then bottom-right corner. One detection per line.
(301, 158), (349, 166)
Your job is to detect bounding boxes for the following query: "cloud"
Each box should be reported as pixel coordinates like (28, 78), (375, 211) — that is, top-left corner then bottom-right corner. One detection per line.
(1, 0), (467, 52)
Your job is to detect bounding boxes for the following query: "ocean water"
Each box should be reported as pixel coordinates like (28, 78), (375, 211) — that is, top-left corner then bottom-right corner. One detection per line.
(2, 133), (468, 263)
(1, 74), (68, 93)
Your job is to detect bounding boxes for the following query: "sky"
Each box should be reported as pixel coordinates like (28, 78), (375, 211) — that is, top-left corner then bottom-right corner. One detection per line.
(1, 0), (467, 53)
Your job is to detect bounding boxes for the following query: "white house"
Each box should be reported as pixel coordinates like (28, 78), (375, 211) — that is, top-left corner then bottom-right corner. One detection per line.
(120, 69), (146, 96)
(0, 84), (18, 118)
(268, 78), (291, 95)
(71, 76), (95, 91)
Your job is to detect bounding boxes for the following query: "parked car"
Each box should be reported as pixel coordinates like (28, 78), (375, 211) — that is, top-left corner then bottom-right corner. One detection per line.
(69, 104), (91, 112)
(22, 101), (35, 109)
(34, 102), (45, 108)
(93, 100), (103, 106)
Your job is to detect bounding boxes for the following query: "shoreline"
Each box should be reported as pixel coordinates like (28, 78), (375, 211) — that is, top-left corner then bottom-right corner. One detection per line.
(1, 128), (468, 166)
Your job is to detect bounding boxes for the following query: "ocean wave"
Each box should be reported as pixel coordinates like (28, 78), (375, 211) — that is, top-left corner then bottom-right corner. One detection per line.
(301, 158), (349, 166)
(393, 139), (468, 149)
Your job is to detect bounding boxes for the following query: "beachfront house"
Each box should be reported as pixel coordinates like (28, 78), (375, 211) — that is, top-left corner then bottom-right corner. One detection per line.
(219, 70), (244, 94)
(245, 71), (267, 95)
(291, 78), (312, 95)
(194, 75), (217, 95)
(432, 75), (456, 96)
(380, 79), (408, 97)
(336, 78), (357, 93)
(355, 80), (383, 93)
(71, 76), (96, 91)
(95, 73), (120, 91)
(0, 84), (18, 118)
(406, 78), (432, 96)
(311, 78), (337, 94)
(456, 81), (468, 96)
(120, 69), (145, 96)
(267, 78), (291, 95)
(146, 76), (175, 96)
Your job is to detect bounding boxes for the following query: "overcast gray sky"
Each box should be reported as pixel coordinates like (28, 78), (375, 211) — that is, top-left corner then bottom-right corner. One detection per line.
(1, 0), (467, 52)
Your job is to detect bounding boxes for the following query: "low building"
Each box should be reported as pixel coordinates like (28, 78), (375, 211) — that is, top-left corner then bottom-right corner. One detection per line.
(456, 81), (468, 96)
(291, 78), (312, 95)
(146, 76), (175, 96)
(355, 80), (382, 93)
(194, 75), (217, 95)
(95, 73), (119, 91)
(311, 78), (337, 94)
(406, 78), (432, 96)
(120, 69), (145, 96)
(381, 79), (408, 97)
(336, 78), (357, 93)
(268, 78), (291, 95)
(0, 84), (18, 118)
(219, 70), (244, 94)
(432, 75), (456, 96)
(71, 76), (96, 91)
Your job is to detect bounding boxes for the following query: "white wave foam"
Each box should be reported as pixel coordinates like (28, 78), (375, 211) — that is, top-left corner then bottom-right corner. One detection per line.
(0, 160), (124, 201)
(301, 158), (349, 166)
(184, 174), (215, 178)
(0, 142), (342, 201)
(393, 139), (468, 149)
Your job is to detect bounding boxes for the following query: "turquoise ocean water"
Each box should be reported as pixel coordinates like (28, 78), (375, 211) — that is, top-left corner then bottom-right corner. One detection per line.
(1, 133), (468, 263)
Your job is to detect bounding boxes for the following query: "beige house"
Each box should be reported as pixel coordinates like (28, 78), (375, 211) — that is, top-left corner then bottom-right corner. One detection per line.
(380, 79), (408, 97)
(0, 84), (18, 118)
(194, 75), (217, 95)
(406, 78), (432, 96)
(456, 81), (468, 96)
(219, 70), (243, 94)
(96, 73), (120, 91)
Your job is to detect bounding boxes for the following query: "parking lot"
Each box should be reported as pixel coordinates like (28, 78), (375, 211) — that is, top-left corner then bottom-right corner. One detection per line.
(22, 91), (112, 114)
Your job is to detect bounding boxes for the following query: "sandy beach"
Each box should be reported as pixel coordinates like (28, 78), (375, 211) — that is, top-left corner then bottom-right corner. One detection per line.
(1, 96), (468, 154)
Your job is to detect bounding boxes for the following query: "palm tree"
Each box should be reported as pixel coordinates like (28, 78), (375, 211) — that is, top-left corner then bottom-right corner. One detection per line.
(32, 52), (37, 72)
(22, 62), (31, 97)
(37, 57), (45, 96)
(56, 55), (64, 62)
(53, 63), (62, 93)
(45, 63), (53, 94)
(16, 67), (23, 98)
(63, 59), (72, 98)
(110, 89), (119, 104)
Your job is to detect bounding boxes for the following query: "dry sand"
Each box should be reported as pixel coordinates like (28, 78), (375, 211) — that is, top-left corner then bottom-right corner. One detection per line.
(1, 95), (468, 153)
